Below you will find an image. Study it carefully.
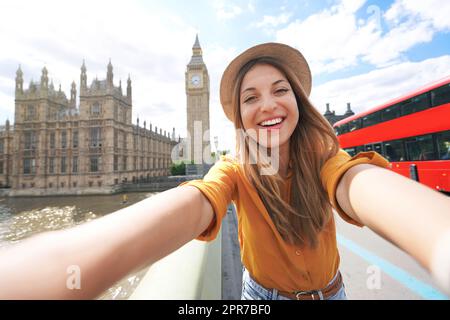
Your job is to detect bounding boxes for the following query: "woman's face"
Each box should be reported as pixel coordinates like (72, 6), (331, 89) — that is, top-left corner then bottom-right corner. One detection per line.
(239, 63), (299, 149)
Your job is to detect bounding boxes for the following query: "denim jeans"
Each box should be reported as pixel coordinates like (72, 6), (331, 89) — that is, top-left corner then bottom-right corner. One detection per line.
(241, 267), (347, 300)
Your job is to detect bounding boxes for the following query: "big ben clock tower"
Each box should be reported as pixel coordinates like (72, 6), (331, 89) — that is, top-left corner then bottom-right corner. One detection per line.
(186, 34), (210, 168)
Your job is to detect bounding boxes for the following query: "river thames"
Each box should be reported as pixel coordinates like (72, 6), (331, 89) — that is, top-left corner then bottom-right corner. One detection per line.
(0, 191), (155, 299)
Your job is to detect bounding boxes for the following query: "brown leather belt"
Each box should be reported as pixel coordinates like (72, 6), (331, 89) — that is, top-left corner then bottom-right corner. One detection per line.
(279, 272), (343, 300)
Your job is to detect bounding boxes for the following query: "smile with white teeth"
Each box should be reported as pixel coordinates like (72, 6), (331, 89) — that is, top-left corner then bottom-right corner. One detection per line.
(259, 117), (283, 127)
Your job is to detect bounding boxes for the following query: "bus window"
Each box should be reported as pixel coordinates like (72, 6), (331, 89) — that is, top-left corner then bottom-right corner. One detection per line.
(382, 103), (401, 122)
(364, 144), (373, 152)
(405, 134), (434, 161)
(431, 83), (450, 107)
(436, 130), (450, 160)
(362, 111), (382, 128)
(373, 143), (382, 155)
(401, 93), (430, 116)
(349, 119), (361, 132)
(356, 146), (365, 154)
(344, 147), (356, 157)
(383, 139), (405, 162)
(336, 124), (349, 135)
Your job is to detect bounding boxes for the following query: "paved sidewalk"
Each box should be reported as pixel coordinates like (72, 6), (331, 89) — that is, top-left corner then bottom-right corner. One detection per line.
(221, 204), (243, 300)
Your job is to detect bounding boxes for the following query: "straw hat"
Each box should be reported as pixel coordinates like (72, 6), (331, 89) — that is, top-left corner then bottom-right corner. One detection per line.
(220, 42), (312, 122)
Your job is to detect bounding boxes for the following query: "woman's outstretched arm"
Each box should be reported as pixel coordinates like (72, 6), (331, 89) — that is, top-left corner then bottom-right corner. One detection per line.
(0, 186), (214, 300)
(336, 164), (450, 293)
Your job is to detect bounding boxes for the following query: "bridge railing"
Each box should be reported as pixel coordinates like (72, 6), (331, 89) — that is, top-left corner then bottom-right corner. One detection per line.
(129, 229), (222, 300)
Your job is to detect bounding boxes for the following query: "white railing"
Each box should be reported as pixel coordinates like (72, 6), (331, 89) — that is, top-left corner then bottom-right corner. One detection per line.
(129, 229), (222, 300)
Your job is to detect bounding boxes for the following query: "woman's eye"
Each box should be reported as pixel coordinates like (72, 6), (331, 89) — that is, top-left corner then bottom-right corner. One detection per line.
(275, 88), (289, 95)
(243, 96), (256, 103)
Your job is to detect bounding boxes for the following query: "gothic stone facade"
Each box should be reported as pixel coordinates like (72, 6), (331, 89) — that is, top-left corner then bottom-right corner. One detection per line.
(0, 61), (177, 196)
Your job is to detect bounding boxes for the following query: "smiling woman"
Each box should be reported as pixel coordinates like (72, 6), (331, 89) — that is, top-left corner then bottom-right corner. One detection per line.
(0, 42), (449, 301)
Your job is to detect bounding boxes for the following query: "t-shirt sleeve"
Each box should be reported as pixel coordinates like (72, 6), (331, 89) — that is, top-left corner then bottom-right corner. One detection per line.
(178, 156), (237, 241)
(320, 149), (391, 227)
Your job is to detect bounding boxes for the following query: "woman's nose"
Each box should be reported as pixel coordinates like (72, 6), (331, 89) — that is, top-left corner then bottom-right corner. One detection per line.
(259, 95), (277, 113)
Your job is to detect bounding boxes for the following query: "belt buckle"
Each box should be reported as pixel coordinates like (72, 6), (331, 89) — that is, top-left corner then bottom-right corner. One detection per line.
(294, 290), (316, 300)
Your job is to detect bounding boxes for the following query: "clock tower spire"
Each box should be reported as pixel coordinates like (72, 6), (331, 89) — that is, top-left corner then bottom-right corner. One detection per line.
(185, 34), (210, 171)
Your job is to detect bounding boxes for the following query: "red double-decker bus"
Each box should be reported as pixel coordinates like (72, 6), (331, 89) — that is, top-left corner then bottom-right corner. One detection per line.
(333, 76), (450, 194)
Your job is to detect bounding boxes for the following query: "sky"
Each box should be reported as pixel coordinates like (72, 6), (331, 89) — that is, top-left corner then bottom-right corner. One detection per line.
(0, 0), (449, 154)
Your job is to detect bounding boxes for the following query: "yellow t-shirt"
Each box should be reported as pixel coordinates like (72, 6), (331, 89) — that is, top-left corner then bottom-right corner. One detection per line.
(179, 149), (390, 292)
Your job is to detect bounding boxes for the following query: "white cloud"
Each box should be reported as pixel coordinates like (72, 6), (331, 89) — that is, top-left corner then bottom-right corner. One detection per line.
(385, 0), (450, 31)
(276, 0), (378, 74)
(212, 0), (243, 21)
(248, 0), (256, 13)
(253, 13), (292, 29)
(202, 44), (240, 154)
(311, 55), (450, 116)
(275, 0), (450, 75)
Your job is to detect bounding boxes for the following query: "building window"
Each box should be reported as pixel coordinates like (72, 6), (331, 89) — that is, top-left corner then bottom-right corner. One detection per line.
(114, 104), (118, 120)
(23, 158), (36, 174)
(91, 102), (100, 116)
(49, 182), (53, 188)
(72, 156), (78, 173)
(123, 156), (127, 171)
(26, 105), (36, 121)
(24, 131), (37, 150)
(50, 132), (55, 149)
(90, 127), (101, 147)
(114, 129), (118, 148)
(90, 156), (101, 172)
(0, 140), (4, 154)
(49, 157), (55, 174)
(89, 181), (93, 187)
(61, 130), (67, 149)
(61, 182), (65, 188)
(114, 155), (118, 172)
(73, 181), (77, 187)
(123, 132), (127, 150)
(0, 160), (3, 174)
(72, 130), (79, 148)
(133, 156), (137, 170)
(61, 157), (66, 173)
(133, 135), (137, 150)
(97, 181), (102, 187)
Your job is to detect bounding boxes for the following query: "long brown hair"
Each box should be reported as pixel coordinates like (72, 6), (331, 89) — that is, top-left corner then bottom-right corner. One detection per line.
(231, 57), (340, 248)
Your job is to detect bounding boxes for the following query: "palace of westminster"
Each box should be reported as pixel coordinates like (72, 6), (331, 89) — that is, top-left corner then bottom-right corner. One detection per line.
(0, 36), (353, 196)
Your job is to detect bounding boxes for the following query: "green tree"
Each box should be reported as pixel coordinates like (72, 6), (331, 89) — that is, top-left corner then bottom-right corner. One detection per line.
(170, 161), (186, 176)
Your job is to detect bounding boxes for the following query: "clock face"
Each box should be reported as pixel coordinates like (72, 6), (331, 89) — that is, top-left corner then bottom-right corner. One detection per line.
(191, 75), (201, 87)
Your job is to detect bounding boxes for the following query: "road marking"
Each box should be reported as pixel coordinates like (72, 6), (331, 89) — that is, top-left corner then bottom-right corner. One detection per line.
(337, 234), (448, 300)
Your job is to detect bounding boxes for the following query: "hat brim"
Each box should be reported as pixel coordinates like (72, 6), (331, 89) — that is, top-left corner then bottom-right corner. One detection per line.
(220, 42), (312, 122)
